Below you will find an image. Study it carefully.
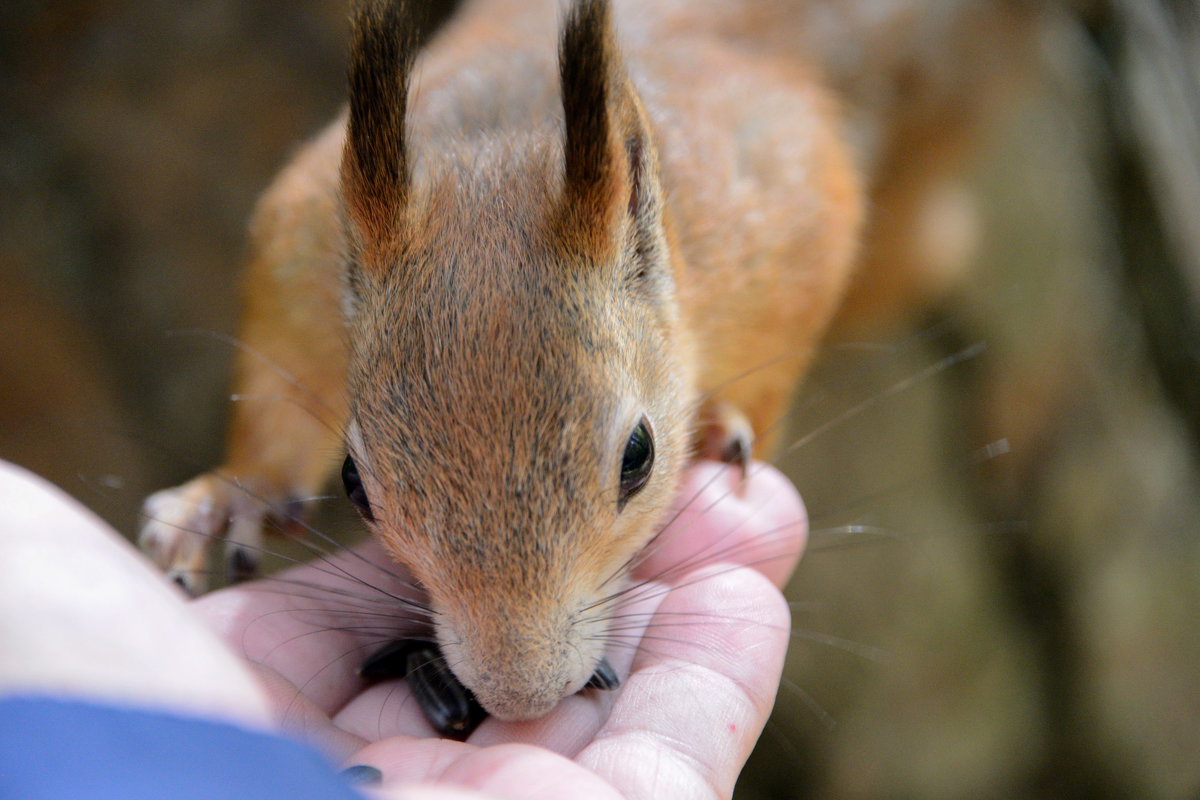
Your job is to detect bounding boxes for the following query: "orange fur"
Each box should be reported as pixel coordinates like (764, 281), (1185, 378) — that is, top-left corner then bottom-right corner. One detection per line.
(140, 0), (1028, 720)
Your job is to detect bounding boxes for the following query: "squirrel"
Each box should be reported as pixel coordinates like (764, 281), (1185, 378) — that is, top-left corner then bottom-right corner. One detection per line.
(139, 0), (1029, 730)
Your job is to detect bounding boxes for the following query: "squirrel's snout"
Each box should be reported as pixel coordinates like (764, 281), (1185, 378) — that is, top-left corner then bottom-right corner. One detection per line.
(435, 615), (599, 721)
(468, 673), (572, 722)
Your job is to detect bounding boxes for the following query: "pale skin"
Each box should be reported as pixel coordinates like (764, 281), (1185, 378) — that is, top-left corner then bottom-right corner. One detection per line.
(0, 458), (805, 799)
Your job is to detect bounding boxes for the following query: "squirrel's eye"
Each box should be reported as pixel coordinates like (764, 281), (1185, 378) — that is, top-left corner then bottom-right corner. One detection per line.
(618, 417), (654, 509)
(342, 453), (374, 522)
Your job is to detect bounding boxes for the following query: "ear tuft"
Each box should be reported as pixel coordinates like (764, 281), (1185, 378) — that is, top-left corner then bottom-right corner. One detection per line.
(342, 1), (431, 259)
(558, 0), (661, 256)
(559, 0), (618, 203)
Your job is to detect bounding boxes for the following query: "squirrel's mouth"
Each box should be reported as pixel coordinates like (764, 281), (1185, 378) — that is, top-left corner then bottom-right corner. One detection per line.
(357, 637), (620, 738)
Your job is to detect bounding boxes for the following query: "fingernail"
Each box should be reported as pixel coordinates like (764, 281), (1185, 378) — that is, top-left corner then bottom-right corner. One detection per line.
(339, 764), (383, 786)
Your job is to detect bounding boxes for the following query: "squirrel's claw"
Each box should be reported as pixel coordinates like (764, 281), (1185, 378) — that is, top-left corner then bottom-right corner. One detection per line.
(697, 400), (755, 483)
(138, 473), (272, 594)
(139, 475), (230, 595)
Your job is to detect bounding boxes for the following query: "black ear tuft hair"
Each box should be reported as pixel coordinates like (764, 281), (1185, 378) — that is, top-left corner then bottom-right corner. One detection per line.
(559, 0), (619, 206)
(557, 0), (663, 256)
(342, 0), (442, 252)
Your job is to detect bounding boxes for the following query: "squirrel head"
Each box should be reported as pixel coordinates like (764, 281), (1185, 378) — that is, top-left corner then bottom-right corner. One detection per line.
(338, 0), (695, 720)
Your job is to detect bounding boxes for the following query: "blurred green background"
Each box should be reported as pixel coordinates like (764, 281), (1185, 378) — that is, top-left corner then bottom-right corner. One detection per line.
(1, 2), (1197, 798)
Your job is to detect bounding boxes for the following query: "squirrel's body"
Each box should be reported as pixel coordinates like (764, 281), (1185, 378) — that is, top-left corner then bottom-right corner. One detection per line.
(141, 0), (1028, 722)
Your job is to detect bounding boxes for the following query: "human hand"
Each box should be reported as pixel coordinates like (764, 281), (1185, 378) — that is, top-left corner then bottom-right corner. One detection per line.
(0, 459), (271, 729)
(193, 460), (807, 799)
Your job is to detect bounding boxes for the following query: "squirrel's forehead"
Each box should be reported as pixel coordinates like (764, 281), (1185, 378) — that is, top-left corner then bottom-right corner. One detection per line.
(352, 311), (621, 433)
(352, 382), (618, 516)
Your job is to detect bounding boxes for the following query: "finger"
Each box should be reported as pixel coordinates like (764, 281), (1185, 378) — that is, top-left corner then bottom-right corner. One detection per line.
(352, 738), (623, 800)
(382, 461), (805, 756)
(636, 460), (807, 589)
(0, 460), (272, 730)
(334, 666), (614, 753)
(246, 660), (370, 762)
(331, 675), (441, 743)
(576, 561), (790, 800)
(192, 536), (427, 719)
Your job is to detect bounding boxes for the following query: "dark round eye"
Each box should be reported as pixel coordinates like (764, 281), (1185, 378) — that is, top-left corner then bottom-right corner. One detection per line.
(618, 417), (654, 509)
(341, 453), (374, 522)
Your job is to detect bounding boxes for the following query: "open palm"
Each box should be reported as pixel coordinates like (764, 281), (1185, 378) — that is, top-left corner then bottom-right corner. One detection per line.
(194, 461), (807, 800)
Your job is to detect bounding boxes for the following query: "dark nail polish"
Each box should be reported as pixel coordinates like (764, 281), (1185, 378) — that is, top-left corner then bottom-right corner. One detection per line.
(339, 764), (383, 786)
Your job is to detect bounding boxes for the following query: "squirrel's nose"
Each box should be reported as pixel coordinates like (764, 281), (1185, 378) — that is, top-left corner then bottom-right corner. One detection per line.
(436, 615), (596, 722)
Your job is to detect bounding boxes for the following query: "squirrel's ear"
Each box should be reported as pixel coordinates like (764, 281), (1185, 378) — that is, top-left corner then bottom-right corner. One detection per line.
(558, 0), (662, 255)
(341, 0), (426, 275)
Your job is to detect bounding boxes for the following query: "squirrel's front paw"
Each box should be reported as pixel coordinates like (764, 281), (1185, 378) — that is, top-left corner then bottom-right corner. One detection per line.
(139, 474), (267, 595)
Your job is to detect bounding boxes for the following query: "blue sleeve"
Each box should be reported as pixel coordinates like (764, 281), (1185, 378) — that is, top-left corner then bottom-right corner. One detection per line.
(0, 696), (367, 800)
